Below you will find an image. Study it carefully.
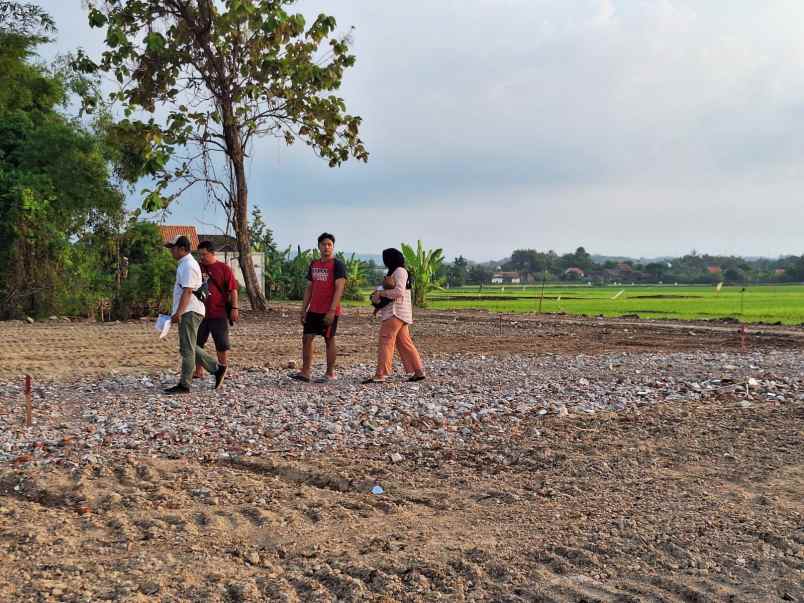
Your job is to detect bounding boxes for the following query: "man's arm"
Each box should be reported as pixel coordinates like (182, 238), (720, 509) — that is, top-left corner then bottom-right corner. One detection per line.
(227, 269), (240, 322)
(171, 288), (194, 323)
(300, 282), (312, 325)
(325, 278), (346, 324)
(229, 288), (240, 322)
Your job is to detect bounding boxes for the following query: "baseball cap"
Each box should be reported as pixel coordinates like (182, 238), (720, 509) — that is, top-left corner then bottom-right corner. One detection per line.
(164, 234), (192, 249)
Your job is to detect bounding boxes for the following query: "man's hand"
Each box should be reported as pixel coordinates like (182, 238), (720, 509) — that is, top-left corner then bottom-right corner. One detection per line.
(300, 310), (307, 326)
(230, 309), (240, 323)
(170, 313), (180, 324)
(371, 290), (381, 304)
(323, 310), (336, 326)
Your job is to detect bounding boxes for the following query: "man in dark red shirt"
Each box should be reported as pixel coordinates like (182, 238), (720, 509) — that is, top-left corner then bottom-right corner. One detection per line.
(290, 232), (346, 383)
(193, 240), (240, 380)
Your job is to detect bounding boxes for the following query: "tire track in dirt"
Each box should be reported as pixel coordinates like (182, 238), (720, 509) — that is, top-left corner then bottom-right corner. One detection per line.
(2, 309), (801, 379)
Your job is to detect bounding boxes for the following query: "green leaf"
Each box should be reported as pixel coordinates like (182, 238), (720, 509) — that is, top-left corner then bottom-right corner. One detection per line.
(106, 28), (126, 48)
(142, 191), (167, 212)
(88, 9), (107, 28)
(145, 32), (166, 53)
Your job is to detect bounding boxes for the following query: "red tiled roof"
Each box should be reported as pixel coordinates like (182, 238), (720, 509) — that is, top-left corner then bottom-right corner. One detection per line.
(158, 225), (199, 250)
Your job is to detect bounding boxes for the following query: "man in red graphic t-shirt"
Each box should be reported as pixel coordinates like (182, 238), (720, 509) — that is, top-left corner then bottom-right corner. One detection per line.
(289, 232), (346, 383)
(193, 240), (239, 381)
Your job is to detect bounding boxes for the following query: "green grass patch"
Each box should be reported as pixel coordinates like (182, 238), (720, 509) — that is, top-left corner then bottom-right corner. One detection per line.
(347, 284), (804, 325)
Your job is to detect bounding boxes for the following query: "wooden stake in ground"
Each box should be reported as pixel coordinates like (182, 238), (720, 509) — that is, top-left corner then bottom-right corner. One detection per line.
(538, 267), (547, 313)
(24, 374), (32, 427)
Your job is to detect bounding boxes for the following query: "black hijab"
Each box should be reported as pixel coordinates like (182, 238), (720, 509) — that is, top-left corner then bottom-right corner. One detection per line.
(382, 248), (405, 274)
(382, 248), (412, 288)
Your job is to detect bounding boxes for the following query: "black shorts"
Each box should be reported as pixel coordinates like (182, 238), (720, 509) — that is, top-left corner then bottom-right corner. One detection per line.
(303, 312), (338, 338)
(197, 317), (231, 351)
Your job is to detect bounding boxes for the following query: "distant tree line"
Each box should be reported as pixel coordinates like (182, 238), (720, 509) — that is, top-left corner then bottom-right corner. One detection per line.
(439, 247), (804, 286)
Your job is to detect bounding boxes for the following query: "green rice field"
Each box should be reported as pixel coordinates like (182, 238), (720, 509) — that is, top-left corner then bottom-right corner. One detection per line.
(355, 284), (804, 325)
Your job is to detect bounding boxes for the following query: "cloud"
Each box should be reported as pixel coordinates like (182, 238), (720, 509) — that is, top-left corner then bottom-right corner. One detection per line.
(37, 0), (804, 258)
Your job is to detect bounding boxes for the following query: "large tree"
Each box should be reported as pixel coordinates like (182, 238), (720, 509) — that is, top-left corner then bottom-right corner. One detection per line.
(76, 0), (369, 311)
(508, 248), (551, 277)
(0, 6), (123, 318)
(446, 255), (468, 288)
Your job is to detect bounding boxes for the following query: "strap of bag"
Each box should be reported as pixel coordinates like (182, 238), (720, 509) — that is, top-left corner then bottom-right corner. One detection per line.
(205, 265), (230, 296)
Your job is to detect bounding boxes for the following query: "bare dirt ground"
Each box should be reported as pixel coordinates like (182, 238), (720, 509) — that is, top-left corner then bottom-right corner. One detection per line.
(1, 306), (801, 379)
(1, 309), (802, 602)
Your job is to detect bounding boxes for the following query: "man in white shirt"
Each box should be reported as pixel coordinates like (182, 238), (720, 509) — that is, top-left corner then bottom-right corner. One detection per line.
(163, 235), (227, 394)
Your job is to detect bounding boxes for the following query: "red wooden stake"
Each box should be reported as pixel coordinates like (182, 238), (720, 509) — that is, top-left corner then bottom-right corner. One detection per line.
(24, 374), (32, 427)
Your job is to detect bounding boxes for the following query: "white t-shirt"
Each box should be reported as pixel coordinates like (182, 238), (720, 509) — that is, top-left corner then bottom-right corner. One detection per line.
(171, 254), (206, 317)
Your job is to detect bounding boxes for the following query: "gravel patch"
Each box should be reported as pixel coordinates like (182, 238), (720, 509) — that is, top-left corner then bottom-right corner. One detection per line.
(1, 350), (801, 467)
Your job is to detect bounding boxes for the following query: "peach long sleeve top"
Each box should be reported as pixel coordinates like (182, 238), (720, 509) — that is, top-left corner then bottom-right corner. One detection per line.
(378, 267), (413, 324)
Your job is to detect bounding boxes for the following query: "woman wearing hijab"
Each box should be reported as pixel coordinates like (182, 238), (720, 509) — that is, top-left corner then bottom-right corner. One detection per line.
(362, 248), (426, 384)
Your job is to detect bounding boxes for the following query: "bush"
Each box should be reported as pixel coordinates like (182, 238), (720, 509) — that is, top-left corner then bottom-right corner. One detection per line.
(112, 222), (175, 319)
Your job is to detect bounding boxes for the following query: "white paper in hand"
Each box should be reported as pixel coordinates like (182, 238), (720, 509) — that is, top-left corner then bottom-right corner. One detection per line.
(155, 314), (172, 339)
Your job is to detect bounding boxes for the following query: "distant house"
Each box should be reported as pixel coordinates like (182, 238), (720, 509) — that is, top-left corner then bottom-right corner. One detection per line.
(491, 271), (521, 284)
(707, 265), (722, 274)
(616, 262), (633, 273)
(563, 267), (585, 279)
(774, 268), (786, 276)
(158, 225), (200, 250)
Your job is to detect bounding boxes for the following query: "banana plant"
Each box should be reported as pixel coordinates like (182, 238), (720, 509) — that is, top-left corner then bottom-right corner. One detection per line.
(282, 246), (315, 300)
(401, 241), (445, 307)
(336, 252), (368, 300)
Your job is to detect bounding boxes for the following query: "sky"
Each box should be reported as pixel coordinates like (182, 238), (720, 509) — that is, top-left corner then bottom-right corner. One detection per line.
(38, 0), (804, 261)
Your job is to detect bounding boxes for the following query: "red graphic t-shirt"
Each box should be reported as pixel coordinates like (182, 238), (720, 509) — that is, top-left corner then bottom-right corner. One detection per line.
(306, 258), (347, 315)
(201, 261), (238, 320)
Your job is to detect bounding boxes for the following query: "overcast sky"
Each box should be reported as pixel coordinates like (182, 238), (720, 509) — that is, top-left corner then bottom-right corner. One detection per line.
(40, 0), (804, 261)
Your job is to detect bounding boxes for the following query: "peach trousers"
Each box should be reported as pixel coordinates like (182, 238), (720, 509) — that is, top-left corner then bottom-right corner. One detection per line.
(376, 317), (424, 378)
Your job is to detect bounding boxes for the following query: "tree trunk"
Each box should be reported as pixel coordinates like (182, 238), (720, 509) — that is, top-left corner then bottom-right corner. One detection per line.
(223, 111), (268, 312)
(230, 158), (267, 312)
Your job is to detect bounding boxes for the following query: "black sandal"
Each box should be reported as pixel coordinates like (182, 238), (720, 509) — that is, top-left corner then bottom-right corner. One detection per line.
(407, 374), (426, 382)
(289, 372), (311, 383)
(361, 377), (386, 384)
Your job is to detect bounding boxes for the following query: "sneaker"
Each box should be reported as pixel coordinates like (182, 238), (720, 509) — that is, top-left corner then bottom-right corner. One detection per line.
(163, 384), (190, 395)
(214, 365), (227, 390)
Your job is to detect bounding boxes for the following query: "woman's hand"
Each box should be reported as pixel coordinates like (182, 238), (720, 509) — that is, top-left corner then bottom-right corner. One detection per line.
(371, 290), (382, 303)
